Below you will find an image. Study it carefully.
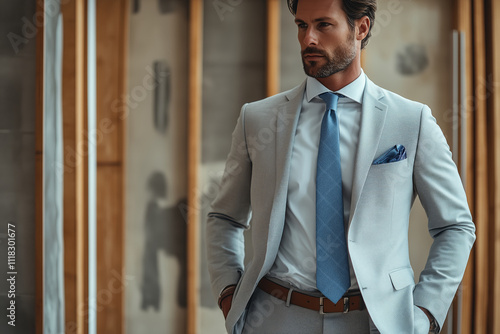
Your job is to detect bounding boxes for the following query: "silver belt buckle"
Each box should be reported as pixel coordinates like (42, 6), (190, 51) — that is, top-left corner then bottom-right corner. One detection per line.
(319, 296), (325, 315)
(343, 296), (349, 313)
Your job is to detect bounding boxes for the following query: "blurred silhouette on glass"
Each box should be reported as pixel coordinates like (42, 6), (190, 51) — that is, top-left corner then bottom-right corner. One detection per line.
(141, 171), (187, 310)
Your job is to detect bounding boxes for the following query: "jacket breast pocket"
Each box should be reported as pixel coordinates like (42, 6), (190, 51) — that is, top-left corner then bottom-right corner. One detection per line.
(369, 157), (410, 182)
(363, 158), (411, 207)
(366, 158), (412, 205)
(354, 158), (413, 240)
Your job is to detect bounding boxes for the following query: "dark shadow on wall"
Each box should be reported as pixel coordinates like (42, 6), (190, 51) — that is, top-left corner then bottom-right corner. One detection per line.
(141, 171), (187, 310)
(396, 44), (429, 76)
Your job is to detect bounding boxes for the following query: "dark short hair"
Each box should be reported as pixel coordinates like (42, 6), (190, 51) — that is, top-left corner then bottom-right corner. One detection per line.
(287, 0), (377, 49)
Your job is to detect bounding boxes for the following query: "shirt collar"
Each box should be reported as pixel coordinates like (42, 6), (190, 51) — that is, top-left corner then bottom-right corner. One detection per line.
(305, 69), (366, 104)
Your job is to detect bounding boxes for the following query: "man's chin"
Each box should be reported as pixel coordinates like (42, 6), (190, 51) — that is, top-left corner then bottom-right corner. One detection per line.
(303, 63), (320, 77)
(303, 66), (324, 78)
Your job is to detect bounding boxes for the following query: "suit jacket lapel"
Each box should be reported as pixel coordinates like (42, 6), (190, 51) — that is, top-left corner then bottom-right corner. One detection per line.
(274, 81), (306, 191)
(263, 81), (305, 267)
(349, 78), (388, 226)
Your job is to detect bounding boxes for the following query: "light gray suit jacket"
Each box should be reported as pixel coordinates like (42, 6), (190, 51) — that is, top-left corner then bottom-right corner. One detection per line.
(206, 76), (475, 334)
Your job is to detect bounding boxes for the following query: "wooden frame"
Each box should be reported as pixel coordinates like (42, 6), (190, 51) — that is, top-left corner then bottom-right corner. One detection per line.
(471, 1), (488, 333)
(490, 1), (500, 332)
(267, 0), (281, 96)
(188, 1), (203, 333)
(36, 0), (130, 332)
(452, 0), (474, 333)
(95, 0), (129, 332)
(60, 1), (89, 332)
(35, 0), (45, 333)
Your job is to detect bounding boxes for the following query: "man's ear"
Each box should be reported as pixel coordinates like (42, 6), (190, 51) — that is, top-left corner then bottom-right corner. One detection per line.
(356, 16), (370, 41)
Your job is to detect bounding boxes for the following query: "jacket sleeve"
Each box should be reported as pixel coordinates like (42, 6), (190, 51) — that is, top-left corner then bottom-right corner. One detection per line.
(205, 104), (252, 299)
(412, 105), (476, 327)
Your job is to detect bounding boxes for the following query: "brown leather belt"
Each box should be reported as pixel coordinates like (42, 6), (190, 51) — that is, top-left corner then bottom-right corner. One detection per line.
(257, 277), (364, 314)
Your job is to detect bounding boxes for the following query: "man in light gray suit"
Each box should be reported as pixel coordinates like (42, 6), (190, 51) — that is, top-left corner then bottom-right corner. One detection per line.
(206, 0), (475, 333)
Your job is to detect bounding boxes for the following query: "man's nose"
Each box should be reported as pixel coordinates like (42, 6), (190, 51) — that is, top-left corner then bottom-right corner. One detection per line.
(302, 28), (318, 46)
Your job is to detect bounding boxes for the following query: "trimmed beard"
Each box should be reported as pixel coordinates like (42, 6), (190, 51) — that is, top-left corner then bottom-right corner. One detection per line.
(302, 31), (357, 78)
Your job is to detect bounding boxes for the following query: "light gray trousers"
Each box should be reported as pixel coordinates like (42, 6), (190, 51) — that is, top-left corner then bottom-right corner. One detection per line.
(241, 285), (380, 334)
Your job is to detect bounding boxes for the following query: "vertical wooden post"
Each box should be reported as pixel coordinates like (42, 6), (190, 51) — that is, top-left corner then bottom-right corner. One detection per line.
(453, 0), (474, 333)
(188, 0), (203, 333)
(490, 1), (500, 333)
(267, 0), (281, 96)
(471, 1), (489, 333)
(60, 0), (89, 332)
(95, 0), (128, 332)
(35, 1), (45, 333)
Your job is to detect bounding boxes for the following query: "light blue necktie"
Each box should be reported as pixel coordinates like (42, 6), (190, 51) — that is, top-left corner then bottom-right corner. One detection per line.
(316, 92), (350, 304)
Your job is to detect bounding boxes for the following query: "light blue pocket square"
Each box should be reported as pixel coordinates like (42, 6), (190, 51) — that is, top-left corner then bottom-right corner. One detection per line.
(373, 145), (407, 165)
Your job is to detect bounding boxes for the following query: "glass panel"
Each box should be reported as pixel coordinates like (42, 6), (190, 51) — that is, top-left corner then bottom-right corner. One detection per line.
(125, 0), (189, 333)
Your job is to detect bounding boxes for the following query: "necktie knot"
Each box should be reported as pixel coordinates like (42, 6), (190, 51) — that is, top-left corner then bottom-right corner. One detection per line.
(319, 92), (340, 112)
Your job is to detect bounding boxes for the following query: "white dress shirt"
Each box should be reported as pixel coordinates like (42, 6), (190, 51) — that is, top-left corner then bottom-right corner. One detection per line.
(268, 71), (366, 292)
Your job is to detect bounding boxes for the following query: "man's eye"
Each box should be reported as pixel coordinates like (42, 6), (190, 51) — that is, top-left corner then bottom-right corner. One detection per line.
(318, 22), (332, 28)
(297, 23), (307, 29)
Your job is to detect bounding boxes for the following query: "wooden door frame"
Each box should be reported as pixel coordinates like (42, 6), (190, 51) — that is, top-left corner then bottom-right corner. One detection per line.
(267, 0), (281, 96)
(35, 1), (129, 333)
(94, 0), (129, 332)
(453, 0), (474, 333)
(60, 1), (89, 332)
